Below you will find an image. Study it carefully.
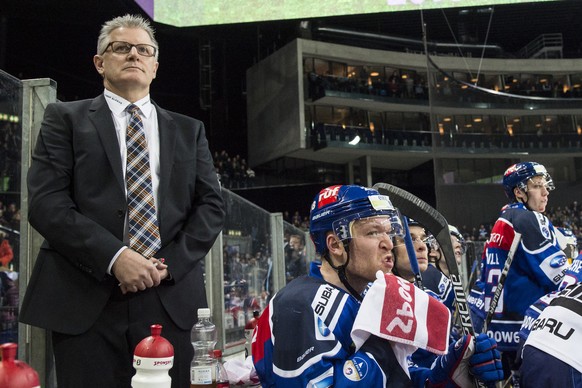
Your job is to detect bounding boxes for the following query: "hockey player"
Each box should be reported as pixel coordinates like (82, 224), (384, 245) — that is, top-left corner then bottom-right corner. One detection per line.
(392, 220), (455, 312)
(391, 220), (430, 282)
(468, 162), (569, 379)
(252, 185), (503, 387)
(426, 225), (465, 278)
(392, 219), (456, 369)
(517, 253), (582, 387)
(556, 226), (579, 264)
(449, 225), (467, 268)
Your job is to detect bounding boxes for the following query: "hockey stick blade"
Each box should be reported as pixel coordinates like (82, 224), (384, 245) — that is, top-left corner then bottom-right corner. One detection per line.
(373, 182), (476, 336)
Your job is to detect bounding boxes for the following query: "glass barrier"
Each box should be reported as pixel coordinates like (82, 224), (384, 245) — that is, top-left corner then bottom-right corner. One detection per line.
(0, 70), (22, 345)
(219, 189), (274, 350)
(464, 240), (485, 291)
(283, 223), (310, 284)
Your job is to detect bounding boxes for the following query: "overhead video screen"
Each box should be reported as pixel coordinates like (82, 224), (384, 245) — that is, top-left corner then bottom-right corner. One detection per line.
(135, 0), (557, 27)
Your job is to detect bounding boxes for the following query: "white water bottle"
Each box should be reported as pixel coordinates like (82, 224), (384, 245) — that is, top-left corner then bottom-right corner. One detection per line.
(131, 324), (174, 388)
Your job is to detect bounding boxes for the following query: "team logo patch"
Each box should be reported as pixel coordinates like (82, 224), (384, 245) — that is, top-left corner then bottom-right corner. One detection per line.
(504, 164), (518, 177)
(317, 317), (331, 337)
(317, 185), (341, 208)
(343, 357), (368, 381)
(541, 225), (550, 239)
(438, 282), (446, 294)
(550, 255), (567, 268)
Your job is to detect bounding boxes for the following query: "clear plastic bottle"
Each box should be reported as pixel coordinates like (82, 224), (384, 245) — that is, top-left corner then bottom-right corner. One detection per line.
(213, 349), (230, 388)
(190, 308), (217, 388)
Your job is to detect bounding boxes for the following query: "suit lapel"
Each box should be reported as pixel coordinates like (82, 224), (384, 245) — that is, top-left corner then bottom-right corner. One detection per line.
(155, 103), (177, 218)
(88, 95), (125, 191)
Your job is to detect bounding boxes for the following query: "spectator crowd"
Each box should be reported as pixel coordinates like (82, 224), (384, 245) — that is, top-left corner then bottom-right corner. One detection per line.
(213, 150), (255, 189)
(453, 199), (582, 252)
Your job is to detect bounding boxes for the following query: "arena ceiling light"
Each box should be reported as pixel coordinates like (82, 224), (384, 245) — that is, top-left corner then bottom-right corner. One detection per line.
(349, 135), (361, 145)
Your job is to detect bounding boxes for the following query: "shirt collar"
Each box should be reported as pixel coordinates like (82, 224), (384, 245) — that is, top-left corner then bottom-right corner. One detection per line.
(104, 89), (154, 119)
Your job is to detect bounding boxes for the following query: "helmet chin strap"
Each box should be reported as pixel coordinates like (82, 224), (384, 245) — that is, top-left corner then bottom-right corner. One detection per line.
(324, 242), (363, 302)
(516, 189), (532, 211)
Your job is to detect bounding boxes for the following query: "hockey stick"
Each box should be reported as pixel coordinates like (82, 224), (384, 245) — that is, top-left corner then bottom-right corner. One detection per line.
(401, 214), (424, 289)
(483, 232), (522, 333)
(373, 182), (476, 336)
(467, 256), (480, 293)
(374, 183), (489, 388)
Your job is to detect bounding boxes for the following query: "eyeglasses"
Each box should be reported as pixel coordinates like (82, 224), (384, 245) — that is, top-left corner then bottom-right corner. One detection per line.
(103, 41), (157, 57)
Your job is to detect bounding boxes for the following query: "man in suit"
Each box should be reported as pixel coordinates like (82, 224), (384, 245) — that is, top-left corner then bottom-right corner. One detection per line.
(19, 14), (225, 388)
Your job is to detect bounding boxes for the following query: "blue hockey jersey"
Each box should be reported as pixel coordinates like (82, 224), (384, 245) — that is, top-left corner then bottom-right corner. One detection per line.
(422, 264), (455, 313)
(252, 262), (447, 387)
(468, 202), (568, 351)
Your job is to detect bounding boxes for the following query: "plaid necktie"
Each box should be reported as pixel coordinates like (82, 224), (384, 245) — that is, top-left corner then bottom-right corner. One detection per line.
(126, 104), (161, 257)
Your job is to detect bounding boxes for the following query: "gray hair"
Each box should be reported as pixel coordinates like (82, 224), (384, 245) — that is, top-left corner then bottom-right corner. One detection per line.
(97, 14), (159, 60)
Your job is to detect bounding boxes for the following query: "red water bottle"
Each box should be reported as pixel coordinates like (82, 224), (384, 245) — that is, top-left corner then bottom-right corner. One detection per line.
(213, 349), (230, 388)
(0, 343), (40, 388)
(131, 324), (174, 388)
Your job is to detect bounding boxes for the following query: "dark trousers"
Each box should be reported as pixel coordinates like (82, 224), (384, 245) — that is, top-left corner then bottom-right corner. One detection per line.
(52, 287), (193, 388)
(520, 345), (582, 388)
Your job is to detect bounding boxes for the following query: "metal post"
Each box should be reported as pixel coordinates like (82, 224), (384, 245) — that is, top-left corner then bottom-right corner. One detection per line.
(19, 78), (57, 387)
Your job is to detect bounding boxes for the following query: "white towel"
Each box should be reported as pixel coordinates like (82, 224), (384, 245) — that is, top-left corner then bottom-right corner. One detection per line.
(352, 271), (451, 356)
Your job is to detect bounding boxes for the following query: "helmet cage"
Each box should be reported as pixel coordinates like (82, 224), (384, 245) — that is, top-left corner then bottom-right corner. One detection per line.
(515, 174), (555, 194)
(424, 234), (439, 252)
(450, 230), (467, 255)
(447, 225), (467, 255)
(331, 209), (404, 246)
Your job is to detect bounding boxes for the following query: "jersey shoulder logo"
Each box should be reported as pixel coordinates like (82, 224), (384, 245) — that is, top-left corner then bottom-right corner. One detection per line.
(317, 317), (331, 337)
(343, 357), (369, 381)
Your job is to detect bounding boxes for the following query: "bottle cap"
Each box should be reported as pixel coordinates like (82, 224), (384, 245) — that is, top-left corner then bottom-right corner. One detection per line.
(198, 307), (211, 318)
(133, 324), (174, 358)
(0, 343), (41, 387)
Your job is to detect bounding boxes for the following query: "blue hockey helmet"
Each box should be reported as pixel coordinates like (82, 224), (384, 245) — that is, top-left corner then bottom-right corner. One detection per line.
(309, 185), (403, 255)
(406, 218), (422, 228)
(502, 162), (554, 202)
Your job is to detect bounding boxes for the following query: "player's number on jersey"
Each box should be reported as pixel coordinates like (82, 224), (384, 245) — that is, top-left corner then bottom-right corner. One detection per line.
(485, 268), (503, 314)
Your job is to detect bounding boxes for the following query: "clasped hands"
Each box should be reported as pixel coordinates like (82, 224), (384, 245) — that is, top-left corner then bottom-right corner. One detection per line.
(112, 248), (169, 294)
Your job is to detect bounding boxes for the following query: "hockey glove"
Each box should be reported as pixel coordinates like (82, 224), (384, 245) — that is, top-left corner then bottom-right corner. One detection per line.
(468, 333), (503, 384)
(427, 333), (502, 388)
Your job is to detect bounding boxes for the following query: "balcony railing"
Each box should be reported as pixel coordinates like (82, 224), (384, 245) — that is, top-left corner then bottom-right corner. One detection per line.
(517, 33), (563, 59)
(310, 123), (582, 154)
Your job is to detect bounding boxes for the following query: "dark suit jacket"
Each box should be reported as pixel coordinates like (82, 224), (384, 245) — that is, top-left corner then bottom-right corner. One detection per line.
(20, 94), (225, 334)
